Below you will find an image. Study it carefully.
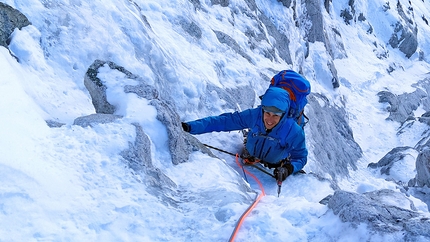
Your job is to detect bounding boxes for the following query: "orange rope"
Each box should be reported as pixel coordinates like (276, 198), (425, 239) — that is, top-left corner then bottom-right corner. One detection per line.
(228, 154), (266, 242)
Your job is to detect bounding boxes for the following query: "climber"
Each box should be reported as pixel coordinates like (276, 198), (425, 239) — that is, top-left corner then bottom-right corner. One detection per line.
(181, 87), (308, 181)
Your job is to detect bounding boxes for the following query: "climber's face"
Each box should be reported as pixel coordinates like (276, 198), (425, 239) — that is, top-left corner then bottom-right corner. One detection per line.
(263, 111), (281, 130)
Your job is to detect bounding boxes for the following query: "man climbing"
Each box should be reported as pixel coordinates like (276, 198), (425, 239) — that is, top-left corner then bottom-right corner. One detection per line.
(181, 87), (308, 181)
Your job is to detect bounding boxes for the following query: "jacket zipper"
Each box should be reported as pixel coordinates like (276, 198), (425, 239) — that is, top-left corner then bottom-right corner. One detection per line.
(257, 138), (267, 159)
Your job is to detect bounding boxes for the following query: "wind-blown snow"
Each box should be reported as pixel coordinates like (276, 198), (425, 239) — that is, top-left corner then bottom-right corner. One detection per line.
(1, 0), (430, 241)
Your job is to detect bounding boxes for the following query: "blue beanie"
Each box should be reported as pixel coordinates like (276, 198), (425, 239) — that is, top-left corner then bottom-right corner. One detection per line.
(261, 87), (290, 113)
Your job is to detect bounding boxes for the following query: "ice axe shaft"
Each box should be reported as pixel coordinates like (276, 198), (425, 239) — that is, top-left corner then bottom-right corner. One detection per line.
(277, 174), (283, 197)
(276, 160), (286, 197)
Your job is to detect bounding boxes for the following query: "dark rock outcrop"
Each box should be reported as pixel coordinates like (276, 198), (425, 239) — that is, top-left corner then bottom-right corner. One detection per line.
(213, 30), (253, 64)
(83, 59), (212, 165)
(179, 18), (202, 39)
(84, 60), (153, 114)
(377, 89), (426, 124)
(388, 2), (418, 58)
(256, 11), (292, 64)
(73, 113), (122, 128)
(305, 0), (347, 60)
(378, 78), (430, 124)
(45, 120), (66, 128)
(306, 93), (362, 179)
(211, 0), (229, 7)
(368, 146), (414, 176)
(277, 0), (292, 8)
(413, 148), (430, 187)
(301, 0), (343, 88)
(0, 3), (31, 48)
(150, 99), (214, 165)
(327, 190), (430, 240)
(84, 60), (119, 114)
(120, 123), (154, 171)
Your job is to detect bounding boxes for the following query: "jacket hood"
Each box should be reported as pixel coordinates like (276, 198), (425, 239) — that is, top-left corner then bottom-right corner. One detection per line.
(261, 87), (290, 113)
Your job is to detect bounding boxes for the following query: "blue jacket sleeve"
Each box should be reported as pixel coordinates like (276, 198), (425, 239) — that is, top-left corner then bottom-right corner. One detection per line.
(286, 124), (308, 173)
(186, 109), (257, 135)
(290, 136), (308, 173)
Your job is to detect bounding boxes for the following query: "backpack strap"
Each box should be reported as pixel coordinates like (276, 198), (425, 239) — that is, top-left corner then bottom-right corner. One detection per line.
(296, 109), (309, 129)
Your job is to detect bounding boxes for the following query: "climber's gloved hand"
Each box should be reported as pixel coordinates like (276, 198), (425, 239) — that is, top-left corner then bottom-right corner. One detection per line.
(181, 122), (191, 133)
(263, 162), (279, 169)
(264, 157), (290, 169)
(273, 163), (294, 181)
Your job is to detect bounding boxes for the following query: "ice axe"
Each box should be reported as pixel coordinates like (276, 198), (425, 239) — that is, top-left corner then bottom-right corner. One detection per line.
(276, 160), (287, 197)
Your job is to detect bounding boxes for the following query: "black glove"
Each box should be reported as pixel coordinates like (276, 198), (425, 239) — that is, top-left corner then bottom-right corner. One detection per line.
(263, 162), (279, 169)
(273, 163), (294, 181)
(263, 157), (290, 169)
(181, 122), (191, 132)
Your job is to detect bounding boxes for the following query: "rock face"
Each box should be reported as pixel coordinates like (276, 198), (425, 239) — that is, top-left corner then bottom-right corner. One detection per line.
(306, 93), (362, 179)
(372, 75), (430, 214)
(377, 77), (430, 126)
(75, 59), (225, 204)
(302, 0), (344, 88)
(338, 1), (418, 59)
(214, 30), (253, 64)
(0, 3), (31, 48)
(256, 13), (292, 64)
(72, 112), (180, 204)
(376, 77), (430, 189)
(368, 146), (414, 176)
(414, 148), (430, 188)
(82, 59), (212, 167)
(73, 113), (122, 128)
(377, 89), (426, 124)
(120, 122), (178, 200)
(388, 1), (418, 58)
(327, 190), (430, 240)
(209, 0), (293, 64)
(150, 99), (213, 165)
(83, 60), (155, 114)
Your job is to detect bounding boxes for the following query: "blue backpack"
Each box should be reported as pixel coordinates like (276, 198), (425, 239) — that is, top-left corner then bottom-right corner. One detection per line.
(269, 70), (311, 127)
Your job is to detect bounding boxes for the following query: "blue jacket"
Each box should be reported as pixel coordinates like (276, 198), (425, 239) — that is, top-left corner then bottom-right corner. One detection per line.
(186, 107), (308, 173)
